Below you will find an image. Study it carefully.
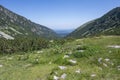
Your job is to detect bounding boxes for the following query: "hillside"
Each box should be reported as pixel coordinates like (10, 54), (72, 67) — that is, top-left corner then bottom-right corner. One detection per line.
(0, 36), (120, 80)
(67, 7), (120, 38)
(0, 5), (58, 39)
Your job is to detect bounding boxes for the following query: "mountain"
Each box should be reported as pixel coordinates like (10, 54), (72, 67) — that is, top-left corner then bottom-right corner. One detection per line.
(67, 7), (120, 38)
(0, 5), (58, 39)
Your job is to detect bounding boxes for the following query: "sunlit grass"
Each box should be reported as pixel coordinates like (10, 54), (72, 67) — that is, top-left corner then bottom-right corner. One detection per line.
(0, 36), (120, 80)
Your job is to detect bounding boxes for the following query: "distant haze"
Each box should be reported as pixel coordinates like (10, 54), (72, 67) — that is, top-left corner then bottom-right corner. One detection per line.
(0, 0), (119, 30)
(55, 29), (74, 37)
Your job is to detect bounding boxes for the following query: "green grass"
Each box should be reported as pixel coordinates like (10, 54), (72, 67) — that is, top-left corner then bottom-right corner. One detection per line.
(0, 36), (120, 80)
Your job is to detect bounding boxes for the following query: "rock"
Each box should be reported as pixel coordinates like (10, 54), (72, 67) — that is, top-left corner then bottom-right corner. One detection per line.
(58, 66), (67, 70)
(61, 73), (67, 79)
(63, 55), (69, 59)
(49, 62), (52, 64)
(0, 31), (14, 40)
(53, 75), (59, 80)
(75, 69), (81, 73)
(69, 59), (77, 64)
(37, 51), (43, 53)
(108, 45), (120, 48)
(78, 50), (84, 52)
(98, 58), (102, 63)
(0, 64), (3, 67)
(91, 74), (96, 77)
(103, 63), (107, 67)
(104, 58), (110, 62)
(50, 40), (54, 43)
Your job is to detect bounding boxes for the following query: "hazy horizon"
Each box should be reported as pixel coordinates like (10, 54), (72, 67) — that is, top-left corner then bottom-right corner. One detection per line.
(0, 0), (120, 30)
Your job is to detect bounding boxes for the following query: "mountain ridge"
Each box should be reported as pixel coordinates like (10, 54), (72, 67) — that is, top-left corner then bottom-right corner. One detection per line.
(67, 7), (120, 38)
(0, 5), (59, 39)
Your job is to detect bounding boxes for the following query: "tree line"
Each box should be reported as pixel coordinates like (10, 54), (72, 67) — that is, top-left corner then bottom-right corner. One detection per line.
(0, 37), (49, 54)
(0, 37), (74, 54)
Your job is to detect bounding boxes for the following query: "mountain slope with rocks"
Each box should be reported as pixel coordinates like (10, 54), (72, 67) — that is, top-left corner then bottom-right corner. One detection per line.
(67, 7), (120, 38)
(0, 5), (59, 39)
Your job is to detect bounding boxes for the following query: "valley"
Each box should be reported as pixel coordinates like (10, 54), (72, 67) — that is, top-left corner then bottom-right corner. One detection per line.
(0, 3), (120, 80)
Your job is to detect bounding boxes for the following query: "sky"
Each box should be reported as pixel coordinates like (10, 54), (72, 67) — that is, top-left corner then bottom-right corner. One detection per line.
(0, 0), (120, 30)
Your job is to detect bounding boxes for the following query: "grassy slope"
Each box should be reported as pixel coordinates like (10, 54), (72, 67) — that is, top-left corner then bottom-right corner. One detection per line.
(0, 36), (120, 80)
